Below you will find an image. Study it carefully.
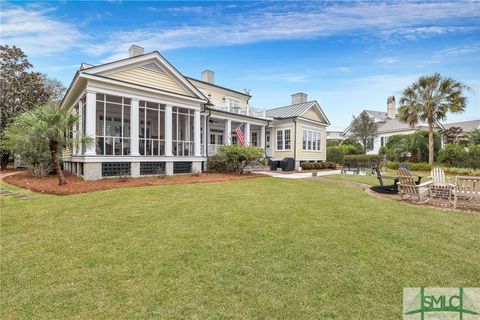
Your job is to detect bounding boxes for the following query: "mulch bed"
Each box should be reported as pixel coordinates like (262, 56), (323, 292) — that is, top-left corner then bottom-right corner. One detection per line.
(3, 171), (263, 195)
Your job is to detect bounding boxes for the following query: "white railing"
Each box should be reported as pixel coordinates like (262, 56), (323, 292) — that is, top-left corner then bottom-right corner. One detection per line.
(209, 104), (267, 118)
(140, 138), (165, 156)
(249, 107), (266, 118)
(208, 144), (223, 156)
(172, 141), (194, 156)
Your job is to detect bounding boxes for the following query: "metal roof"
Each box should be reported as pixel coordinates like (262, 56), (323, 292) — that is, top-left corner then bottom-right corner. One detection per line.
(266, 101), (317, 118)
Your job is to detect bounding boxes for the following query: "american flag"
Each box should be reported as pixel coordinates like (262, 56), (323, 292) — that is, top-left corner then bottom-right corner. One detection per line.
(235, 124), (245, 145)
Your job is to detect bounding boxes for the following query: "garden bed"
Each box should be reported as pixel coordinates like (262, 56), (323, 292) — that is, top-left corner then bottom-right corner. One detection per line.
(3, 171), (262, 195)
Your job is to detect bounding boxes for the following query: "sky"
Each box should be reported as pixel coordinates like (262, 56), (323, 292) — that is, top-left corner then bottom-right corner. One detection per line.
(1, 1), (479, 131)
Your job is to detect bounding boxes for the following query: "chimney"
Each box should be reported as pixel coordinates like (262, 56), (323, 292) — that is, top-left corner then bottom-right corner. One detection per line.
(387, 96), (396, 119)
(129, 45), (144, 57)
(291, 92), (308, 105)
(201, 70), (214, 84)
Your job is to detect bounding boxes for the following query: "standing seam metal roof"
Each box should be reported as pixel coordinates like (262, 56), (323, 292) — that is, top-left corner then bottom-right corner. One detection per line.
(265, 101), (317, 118)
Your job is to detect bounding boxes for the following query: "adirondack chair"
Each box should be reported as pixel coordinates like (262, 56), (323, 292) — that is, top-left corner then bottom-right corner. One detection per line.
(451, 176), (480, 209)
(397, 168), (433, 204)
(430, 168), (454, 199)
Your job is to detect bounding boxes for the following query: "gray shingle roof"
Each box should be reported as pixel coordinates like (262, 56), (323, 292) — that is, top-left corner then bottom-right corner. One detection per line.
(266, 101), (317, 118)
(444, 120), (480, 133)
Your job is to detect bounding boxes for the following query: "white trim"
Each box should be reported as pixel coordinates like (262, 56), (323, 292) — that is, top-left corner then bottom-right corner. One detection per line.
(86, 83), (202, 110)
(296, 102), (331, 125)
(297, 117), (329, 127)
(81, 52), (206, 100)
(64, 156), (207, 162)
(275, 128), (292, 151)
(82, 74), (206, 104)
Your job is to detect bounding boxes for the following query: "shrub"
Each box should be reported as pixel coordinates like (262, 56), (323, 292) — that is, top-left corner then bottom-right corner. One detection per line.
(217, 145), (264, 174)
(343, 154), (383, 164)
(467, 144), (480, 169)
(327, 145), (360, 164)
(437, 144), (468, 167)
(300, 162), (312, 170)
(27, 162), (53, 177)
(207, 154), (229, 173)
(386, 162), (399, 170)
(325, 162), (337, 169)
(409, 162), (432, 171)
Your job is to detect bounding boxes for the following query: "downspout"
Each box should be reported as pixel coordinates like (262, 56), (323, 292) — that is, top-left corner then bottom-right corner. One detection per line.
(293, 118), (297, 168)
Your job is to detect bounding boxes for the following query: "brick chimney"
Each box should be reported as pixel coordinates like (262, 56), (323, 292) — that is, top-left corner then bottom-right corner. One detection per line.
(129, 45), (144, 57)
(201, 70), (214, 84)
(291, 92), (307, 104)
(387, 96), (396, 119)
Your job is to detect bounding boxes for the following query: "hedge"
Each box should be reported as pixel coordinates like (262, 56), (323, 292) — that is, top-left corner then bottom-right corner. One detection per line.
(300, 161), (336, 170)
(385, 162), (480, 176)
(343, 154), (383, 164)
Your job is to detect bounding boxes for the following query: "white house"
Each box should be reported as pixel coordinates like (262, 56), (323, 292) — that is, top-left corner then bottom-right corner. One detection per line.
(342, 96), (444, 154)
(60, 45), (330, 180)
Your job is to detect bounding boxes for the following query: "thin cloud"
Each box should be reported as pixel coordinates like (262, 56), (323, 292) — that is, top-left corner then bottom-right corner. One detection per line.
(377, 57), (398, 64)
(2, 1), (479, 60)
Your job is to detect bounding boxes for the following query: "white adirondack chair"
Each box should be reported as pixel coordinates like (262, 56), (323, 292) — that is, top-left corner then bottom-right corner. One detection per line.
(430, 168), (454, 199)
(451, 176), (480, 209)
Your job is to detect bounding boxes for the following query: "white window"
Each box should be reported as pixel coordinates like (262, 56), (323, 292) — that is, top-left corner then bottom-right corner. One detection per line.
(276, 129), (291, 151)
(302, 129), (321, 151)
(227, 98), (240, 113)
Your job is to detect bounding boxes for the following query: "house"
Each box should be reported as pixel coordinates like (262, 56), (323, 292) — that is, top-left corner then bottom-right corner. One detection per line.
(60, 45), (330, 180)
(326, 131), (344, 143)
(443, 120), (480, 134)
(342, 96), (444, 154)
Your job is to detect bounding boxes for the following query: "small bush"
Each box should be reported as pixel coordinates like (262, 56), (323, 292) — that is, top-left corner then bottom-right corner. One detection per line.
(118, 171), (129, 182)
(438, 144), (468, 167)
(467, 144), (480, 169)
(191, 169), (201, 177)
(386, 162), (399, 170)
(325, 162), (337, 169)
(207, 154), (229, 173)
(409, 163), (432, 171)
(155, 167), (166, 179)
(27, 162), (53, 177)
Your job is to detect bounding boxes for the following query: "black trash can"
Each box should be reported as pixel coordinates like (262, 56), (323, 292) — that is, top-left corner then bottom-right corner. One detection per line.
(281, 157), (295, 171)
(270, 160), (277, 171)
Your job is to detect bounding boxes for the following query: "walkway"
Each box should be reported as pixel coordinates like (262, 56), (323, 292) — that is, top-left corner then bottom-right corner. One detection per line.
(0, 170), (33, 201)
(255, 170), (342, 179)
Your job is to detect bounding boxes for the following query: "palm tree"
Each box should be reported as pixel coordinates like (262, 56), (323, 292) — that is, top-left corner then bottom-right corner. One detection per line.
(348, 112), (377, 152)
(399, 73), (468, 164)
(4, 105), (92, 185)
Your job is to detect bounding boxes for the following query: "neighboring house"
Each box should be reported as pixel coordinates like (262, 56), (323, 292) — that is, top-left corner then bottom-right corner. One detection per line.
(326, 131), (344, 143)
(342, 96), (444, 154)
(443, 120), (480, 134)
(60, 45), (330, 180)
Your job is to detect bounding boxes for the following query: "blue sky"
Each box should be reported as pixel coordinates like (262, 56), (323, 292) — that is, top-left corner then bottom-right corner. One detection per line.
(1, 1), (479, 130)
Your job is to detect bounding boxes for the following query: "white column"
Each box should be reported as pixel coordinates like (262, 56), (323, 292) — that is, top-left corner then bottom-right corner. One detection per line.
(84, 90), (97, 155)
(225, 119), (232, 145)
(194, 109), (201, 156)
(73, 100), (80, 155)
(260, 125), (266, 148)
(130, 98), (140, 156)
(165, 104), (173, 156)
(203, 115), (207, 156)
(245, 123), (251, 146)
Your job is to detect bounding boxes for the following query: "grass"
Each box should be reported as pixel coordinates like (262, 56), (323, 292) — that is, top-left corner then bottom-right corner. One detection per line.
(1, 177), (479, 319)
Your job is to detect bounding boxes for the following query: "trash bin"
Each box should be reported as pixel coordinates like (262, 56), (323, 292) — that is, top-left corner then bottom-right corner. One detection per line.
(281, 157), (295, 171)
(270, 160), (277, 171)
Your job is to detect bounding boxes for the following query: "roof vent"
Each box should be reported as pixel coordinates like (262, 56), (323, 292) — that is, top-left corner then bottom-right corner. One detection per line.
(291, 92), (307, 105)
(129, 45), (144, 57)
(201, 70), (214, 84)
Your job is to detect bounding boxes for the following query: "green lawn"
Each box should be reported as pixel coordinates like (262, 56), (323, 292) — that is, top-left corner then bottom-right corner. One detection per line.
(1, 178), (479, 319)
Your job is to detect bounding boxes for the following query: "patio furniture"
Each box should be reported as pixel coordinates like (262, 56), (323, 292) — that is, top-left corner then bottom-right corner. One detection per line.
(397, 168), (433, 204)
(341, 162), (359, 175)
(429, 168), (454, 199)
(451, 176), (480, 209)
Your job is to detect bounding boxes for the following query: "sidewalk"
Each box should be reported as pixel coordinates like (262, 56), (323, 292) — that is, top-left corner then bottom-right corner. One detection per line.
(255, 170), (342, 179)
